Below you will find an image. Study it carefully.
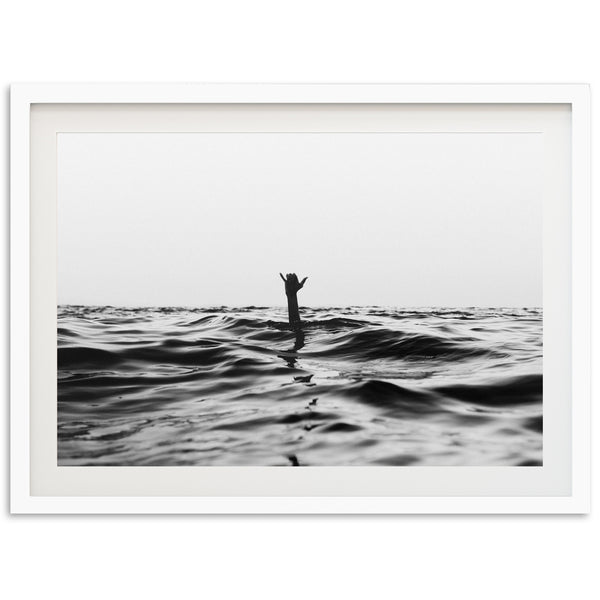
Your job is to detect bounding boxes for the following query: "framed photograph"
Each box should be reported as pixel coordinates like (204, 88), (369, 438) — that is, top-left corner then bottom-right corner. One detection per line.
(10, 84), (590, 513)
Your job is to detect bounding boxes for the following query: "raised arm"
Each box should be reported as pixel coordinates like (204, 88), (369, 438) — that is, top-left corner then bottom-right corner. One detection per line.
(279, 272), (308, 329)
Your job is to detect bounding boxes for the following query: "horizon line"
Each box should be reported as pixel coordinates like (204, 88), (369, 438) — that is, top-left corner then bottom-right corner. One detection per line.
(57, 303), (543, 310)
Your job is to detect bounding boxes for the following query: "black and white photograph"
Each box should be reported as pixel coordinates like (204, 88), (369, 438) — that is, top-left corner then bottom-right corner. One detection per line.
(57, 131), (543, 467)
(6, 0), (598, 596)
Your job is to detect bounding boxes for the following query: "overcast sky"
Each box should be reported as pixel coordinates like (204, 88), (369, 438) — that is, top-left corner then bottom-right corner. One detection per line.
(58, 132), (542, 307)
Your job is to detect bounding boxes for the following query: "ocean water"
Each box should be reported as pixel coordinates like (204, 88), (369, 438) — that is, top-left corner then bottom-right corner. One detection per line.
(58, 306), (542, 466)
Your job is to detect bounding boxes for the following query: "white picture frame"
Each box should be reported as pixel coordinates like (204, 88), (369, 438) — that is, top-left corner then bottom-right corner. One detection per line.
(10, 83), (591, 514)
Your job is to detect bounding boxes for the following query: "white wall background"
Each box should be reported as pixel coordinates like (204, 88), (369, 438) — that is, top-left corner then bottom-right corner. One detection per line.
(2, 2), (597, 600)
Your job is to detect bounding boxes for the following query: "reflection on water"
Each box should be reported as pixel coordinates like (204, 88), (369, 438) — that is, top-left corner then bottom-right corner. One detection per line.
(277, 329), (305, 368)
(58, 306), (542, 466)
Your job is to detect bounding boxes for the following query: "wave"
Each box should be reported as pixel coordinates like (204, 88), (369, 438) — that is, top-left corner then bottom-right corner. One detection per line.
(435, 373), (542, 406)
(309, 328), (498, 362)
(57, 305), (543, 466)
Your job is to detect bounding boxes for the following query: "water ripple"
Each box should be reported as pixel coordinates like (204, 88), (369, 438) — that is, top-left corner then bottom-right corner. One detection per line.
(58, 305), (542, 466)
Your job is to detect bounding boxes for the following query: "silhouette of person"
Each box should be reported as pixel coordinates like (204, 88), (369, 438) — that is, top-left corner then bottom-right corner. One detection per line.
(279, 272), (308, 330)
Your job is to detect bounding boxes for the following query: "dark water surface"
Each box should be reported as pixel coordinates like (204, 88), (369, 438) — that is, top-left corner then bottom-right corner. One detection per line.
(58, 306), (542, 466)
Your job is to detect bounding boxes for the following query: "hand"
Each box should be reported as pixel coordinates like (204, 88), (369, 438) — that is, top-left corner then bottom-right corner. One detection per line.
(279, 272), (308, 296)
